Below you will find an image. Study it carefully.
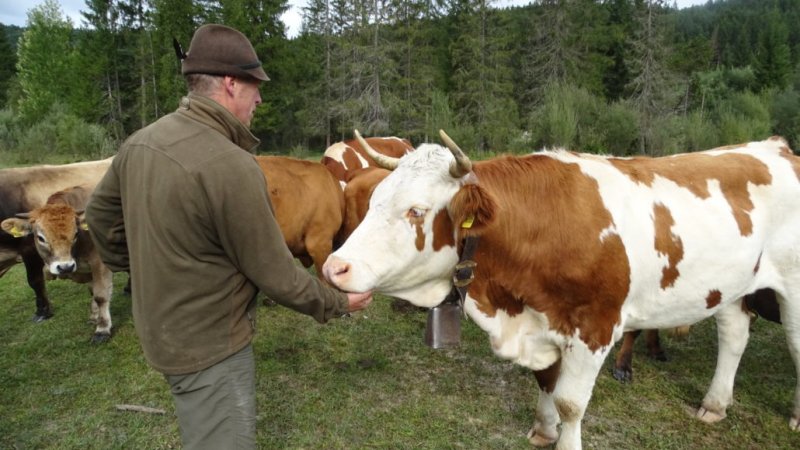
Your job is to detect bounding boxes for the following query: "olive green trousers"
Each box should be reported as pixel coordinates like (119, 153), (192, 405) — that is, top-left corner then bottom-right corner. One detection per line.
(165, 344), (256, 450)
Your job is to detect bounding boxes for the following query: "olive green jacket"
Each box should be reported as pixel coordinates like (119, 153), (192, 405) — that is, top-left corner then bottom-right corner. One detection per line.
(86, 94), (348, 375)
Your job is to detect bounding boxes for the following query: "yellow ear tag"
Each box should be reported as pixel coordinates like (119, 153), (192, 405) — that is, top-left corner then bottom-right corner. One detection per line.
(9, 226), (25, 238)
(461, 215), (475, 229)
(80, 223), (89, 231)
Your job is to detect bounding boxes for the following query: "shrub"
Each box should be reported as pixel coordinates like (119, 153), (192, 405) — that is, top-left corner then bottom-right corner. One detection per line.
(12, 102), (116, 164)
(681, 111), (719, 151)
(770, 88), (800, 149)
(713, 91), (772, 144)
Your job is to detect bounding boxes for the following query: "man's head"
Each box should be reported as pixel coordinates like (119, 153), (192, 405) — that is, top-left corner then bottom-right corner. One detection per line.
(182, 24), (269, 82)
(182, 24), (267, 127)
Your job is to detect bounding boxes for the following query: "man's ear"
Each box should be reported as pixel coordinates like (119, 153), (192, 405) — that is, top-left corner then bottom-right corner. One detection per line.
(223, 75), (237, 94)
(448, 183), (497, 236)
(1, 218), (32, 238)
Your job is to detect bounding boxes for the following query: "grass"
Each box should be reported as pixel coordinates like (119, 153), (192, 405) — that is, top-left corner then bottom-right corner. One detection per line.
(1, 266), (799, 449)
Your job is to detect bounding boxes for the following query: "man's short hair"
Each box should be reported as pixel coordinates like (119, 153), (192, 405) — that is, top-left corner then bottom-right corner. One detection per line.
(185, 73), (223, 96)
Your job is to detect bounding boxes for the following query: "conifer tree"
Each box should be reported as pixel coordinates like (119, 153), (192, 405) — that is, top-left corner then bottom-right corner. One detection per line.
(16, 0), (76, 124)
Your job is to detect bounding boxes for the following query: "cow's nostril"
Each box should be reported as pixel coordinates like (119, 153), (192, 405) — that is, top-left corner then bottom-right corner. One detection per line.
(58, 262), (76, 273)
(323, 257), (350, 284)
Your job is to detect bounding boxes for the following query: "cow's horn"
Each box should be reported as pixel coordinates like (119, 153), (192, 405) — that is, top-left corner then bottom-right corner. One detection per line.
(439, 130), (472, 178)
(354, 129), (399, 170)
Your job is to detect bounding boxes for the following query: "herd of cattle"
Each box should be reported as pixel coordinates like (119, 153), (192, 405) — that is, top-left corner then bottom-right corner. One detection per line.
(2, 133), (799, 448)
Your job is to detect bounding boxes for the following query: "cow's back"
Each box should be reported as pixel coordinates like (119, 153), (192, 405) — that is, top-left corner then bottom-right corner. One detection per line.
(0, 158), (113, 219)
(322, 137), (413, 187)
(467, 140), (800, 333)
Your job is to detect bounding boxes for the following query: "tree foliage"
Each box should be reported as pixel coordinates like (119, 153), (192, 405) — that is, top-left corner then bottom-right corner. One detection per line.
(3, 0), (800, 160)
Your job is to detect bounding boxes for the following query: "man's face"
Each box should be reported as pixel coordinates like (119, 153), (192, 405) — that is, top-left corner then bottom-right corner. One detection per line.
(231, 77), (262, 127)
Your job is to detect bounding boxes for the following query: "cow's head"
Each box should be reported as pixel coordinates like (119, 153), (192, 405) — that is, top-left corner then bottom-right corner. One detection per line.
(323, 130), (497, 307)
(1, 204), (86, 275)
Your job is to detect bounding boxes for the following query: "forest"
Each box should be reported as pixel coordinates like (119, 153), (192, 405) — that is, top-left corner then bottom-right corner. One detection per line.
(1, 0), (799, 163)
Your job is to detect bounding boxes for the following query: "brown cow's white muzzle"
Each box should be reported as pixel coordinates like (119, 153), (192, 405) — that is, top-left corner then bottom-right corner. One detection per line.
(322, 255), (351, 288)
(50, 260), (77, 275)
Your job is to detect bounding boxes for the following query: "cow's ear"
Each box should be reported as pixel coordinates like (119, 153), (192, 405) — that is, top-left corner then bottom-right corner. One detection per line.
(1, 218), (32, 238)
(448, 183), (496, 236)
(76, 211), (89, 231)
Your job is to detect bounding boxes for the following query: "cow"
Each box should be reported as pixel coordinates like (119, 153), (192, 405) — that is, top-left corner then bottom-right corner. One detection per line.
(2, 185), (114, 343)
(323, 131), (800, 449)
(0, 158), (113, 322)
(612, 328), (686, 382)
(340, 167), (391, 241)
(321, 136), (414, 189)
(254, 155), (346, 277)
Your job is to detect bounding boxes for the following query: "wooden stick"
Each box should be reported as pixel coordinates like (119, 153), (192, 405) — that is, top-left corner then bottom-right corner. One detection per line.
(114, 404), (166, 415)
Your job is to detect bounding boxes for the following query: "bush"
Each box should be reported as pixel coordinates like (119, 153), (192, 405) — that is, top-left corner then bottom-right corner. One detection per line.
(0, 108), (18, 153)
(770, 88), (800, 149)
(596, 101), (639, 155)
(680, 111), (719, 151)
(11, 102), (116, 164)
(712, 91), (772, 144)
(527, 83), (639, 155)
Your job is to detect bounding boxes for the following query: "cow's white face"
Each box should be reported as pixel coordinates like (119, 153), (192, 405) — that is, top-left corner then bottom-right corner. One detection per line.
(324, 144), (463, 307)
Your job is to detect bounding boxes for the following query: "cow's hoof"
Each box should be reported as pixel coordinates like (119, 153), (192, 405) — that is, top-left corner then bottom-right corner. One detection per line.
(90, 332), (111, 344)
(695, 406), (726, 423)
(32, 313), (53, 323)
(790, 415), (799, 431)
(611, 367), (632, 383)
(526, 427), (558, 447)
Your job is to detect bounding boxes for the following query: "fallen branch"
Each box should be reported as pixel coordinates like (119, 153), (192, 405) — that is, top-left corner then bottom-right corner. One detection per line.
(114, 404), (166, 415)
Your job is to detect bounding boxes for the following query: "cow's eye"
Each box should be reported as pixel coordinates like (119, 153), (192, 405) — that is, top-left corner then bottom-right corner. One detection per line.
(36, 233), (47, 245)
(407, 207), (426, 219)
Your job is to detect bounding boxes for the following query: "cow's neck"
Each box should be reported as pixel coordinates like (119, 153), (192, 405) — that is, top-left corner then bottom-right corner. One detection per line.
(448, 234), (479, 308)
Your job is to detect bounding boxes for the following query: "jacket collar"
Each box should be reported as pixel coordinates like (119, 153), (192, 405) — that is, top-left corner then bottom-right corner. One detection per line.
(177, 93), (260, 154)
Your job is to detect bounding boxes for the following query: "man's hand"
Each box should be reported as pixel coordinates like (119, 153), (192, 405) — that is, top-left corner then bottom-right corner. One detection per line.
(346, 291), (373, 312)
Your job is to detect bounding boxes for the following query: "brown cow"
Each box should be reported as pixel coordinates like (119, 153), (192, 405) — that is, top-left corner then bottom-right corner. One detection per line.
(254, 156), (345, 277)
(321, 136), (413, 189)
(0, 158), (113, 322)
(2, 185), (114, 343)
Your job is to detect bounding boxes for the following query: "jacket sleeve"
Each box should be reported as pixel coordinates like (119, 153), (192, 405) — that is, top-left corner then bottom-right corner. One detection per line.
(85, 157), (130, 272)
(198, 154), (348, 323)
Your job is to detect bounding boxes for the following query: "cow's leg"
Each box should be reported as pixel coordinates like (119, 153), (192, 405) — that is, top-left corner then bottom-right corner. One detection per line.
(549, 343), (609, 450)
(612, 330), (640, 382)
(528, 360), (561, 446)
(21, 249), (51, 321)
(89, 265), (114, 344)
(696, 300), (751, 423)
(644, 329), (667, 361)
(305, 233), (334, 279)
(776, 290), (800, 430)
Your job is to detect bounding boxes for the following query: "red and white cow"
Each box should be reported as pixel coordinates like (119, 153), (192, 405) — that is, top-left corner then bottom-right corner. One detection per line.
(321, 136), (414, 189)
(324, 131), (800, 449)
(2, 185), (114, 343)
(340, 167), (391, 241)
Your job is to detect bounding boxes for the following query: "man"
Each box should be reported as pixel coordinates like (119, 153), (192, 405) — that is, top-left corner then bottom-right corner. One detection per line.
(85, 24), (372, 449)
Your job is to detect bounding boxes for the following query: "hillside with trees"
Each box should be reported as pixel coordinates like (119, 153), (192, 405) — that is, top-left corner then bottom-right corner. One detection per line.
(1, 0), (799, 163)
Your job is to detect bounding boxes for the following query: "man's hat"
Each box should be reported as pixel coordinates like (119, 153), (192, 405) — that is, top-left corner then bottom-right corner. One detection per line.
(179, 24), (269, 81)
